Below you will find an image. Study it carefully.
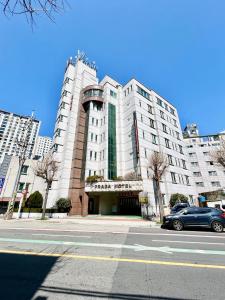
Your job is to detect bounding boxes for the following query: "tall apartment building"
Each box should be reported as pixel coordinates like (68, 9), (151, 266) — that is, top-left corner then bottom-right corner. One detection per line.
(48, 52), (197, 216)
(34, 136), (53, 158)
(0, 110), (40, 164)
(184, 124), (225, 194)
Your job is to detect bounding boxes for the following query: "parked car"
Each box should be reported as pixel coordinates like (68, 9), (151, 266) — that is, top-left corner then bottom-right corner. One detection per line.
(0, 207), (7, 215)
(162, 207), (225, 232)
(170, 202), (190, 214)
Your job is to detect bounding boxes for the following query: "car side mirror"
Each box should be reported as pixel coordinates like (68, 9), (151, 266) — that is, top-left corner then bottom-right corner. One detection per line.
(183, 210), (188, 215)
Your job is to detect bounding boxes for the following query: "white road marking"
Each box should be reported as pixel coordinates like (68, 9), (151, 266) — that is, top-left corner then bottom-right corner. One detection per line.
(0, 237), (225, 256)
(152, 239), (225, 246)
(32, 234), (91, 238)
(1, 227), (225, 239)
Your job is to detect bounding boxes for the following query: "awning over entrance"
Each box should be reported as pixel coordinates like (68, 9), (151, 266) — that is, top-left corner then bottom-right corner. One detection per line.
(85, 181), (143, 216)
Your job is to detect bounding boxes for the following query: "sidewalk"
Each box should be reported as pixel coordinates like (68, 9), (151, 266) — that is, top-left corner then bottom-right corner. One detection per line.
(0, 215), (159, 229)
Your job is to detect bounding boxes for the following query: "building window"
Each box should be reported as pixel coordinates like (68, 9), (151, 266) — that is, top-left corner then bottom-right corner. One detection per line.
(185, 176), (190, 185)
(94, 152), (97, 160)
(173, 119), (177, 127)
(160, 110), (165, 119)
(182, 160), (186, 169)
(144, 148), (147, 158)
(203, 152), (209, 156)
(137, 86), (150, 100)
(89, 170), (91, 176)
(18, 182), (25, 192)
(142, 131), (145, 139)
(149, 118), (155, 128)
(90, 151), (93, 160)
(206, 161), (214, 166)
(157, 98), (163, 107)
(193, 172), (201, 177)
(165, 138), (170, 149)
(162, 123), (167, 133)
(53, 144), (58, 152)
(110, 90), (117, 98)
(176, 132), (180, 140)
(171, 172), (177, 184)
(179, 145), (183, 154)
(211, 181), (221, 187)
(191, 162), (199, 166)
(151, 134), (157, 144)
(189, 152), (196, 158)
(196, 182), (204, 187)
(148, 105), (153, 114)
(21, 165), (28, 175)
(164, 103), (169, 111)
(58, 115), (64, 122)
(170, 107), (175, 115)
(91, 133), (93, 141)
(141, 114), (143, 122)
(92, 118), (94, 125)
(208, 171), (217, 176)
(168, 154), (173, 165)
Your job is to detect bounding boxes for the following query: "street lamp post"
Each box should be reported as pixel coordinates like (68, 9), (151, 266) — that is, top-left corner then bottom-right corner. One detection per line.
(4, 113), (35, 220)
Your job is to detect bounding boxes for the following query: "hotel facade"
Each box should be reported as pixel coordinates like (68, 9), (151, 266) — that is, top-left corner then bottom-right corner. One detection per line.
(48, 53), (197, 216)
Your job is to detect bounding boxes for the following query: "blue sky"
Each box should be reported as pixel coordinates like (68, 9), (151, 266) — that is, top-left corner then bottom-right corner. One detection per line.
(0, 0), (225, 137)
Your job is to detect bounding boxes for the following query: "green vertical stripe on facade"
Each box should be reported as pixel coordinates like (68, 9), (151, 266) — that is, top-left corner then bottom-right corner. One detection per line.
(108, 103), (117, 179)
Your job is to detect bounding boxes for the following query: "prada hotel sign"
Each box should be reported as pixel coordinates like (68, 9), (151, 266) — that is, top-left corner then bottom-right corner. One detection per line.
(85, 181), (143, 192)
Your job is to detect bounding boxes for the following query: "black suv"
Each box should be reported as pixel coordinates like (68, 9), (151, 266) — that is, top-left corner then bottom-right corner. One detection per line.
(163, 207), (225, 232)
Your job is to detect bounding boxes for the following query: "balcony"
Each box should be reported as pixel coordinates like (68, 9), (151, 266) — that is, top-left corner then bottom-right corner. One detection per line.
(82, 85), (104, 106)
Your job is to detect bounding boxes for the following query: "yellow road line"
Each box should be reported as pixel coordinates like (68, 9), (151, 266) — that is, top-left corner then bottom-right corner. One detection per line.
(0, 249), (225, 270)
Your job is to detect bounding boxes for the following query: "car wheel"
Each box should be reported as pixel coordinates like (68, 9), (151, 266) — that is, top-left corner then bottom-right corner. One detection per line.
(172, 220), (183, 231)
(211, 221), (224, 233)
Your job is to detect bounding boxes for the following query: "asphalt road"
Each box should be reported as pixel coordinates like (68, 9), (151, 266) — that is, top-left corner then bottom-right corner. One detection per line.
(0, 222), (225, 300)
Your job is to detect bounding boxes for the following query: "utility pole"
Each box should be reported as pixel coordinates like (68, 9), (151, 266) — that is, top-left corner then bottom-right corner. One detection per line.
(4, 112), (35, 220)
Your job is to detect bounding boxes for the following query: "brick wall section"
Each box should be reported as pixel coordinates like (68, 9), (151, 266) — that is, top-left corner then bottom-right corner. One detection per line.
(68, 101), (89, 216)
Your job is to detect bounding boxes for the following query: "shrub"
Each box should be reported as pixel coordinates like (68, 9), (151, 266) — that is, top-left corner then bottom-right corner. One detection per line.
(56, 198), (71, 212)
(112, 176), (123, 181)
(86, 175), (103, 183)
(170, 193), (189, 207)
(26, 191), (43, 208)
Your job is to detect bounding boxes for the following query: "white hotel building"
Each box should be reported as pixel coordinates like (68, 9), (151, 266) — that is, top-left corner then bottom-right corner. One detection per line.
(48, 53), (197, 216)
(184, 124), (225, 194)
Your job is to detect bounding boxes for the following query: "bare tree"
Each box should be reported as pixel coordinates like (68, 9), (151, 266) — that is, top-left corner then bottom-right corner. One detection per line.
(1, 0), (67, 24)
(33, 154), (58, 219)
(148, 151), (169, 222)
(211, 140), (225, 169)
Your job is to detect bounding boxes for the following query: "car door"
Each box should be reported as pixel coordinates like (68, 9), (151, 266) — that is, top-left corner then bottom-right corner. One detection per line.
(179, 208), (199, 226)
(195, 208), (212, 226)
